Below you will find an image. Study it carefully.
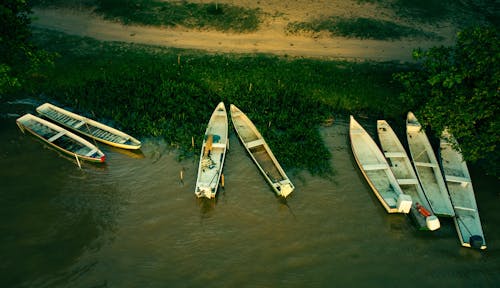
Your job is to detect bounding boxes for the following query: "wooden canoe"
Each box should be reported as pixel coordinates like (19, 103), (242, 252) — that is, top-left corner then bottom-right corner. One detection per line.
(350, 116), (412, 213)
(36, 103), (141, 150)
(230, 104), (294, 198)
(440, 129), (486, 249)
(195, 102), (228, 199)
(377, 120), (440, 230)
(16, 113), (105, 163)
(406, 112), (455, 217)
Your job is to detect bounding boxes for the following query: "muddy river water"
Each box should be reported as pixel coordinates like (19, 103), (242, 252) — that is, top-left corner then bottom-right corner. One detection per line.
(1, 100), (499, 287)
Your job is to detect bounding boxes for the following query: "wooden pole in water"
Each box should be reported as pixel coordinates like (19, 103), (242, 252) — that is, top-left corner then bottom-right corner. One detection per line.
(221, 173), (225, 188)
(180, 168), (184, 184)
(191, 136), (195, 148)
(75, 154), (81, 169)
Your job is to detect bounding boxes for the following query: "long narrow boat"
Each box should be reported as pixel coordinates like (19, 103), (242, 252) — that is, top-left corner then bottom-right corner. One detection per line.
(230, 104), (294, 198)
(16, 113), (105, 163)
(349, 116), (412, 213)
(36, 103), (141, 150)
(195, 102), (228, 199)
(440, 129), (486, 249)
(377, 120), (440, 230)
(406, 112), (455, 217)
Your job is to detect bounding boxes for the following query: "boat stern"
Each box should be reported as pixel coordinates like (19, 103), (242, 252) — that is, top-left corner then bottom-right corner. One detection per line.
(195, 186), (215, 199)
(278, 181), (294, 198)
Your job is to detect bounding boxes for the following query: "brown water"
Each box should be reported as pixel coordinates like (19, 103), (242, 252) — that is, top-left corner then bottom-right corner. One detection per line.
(1, 100), (499, 288)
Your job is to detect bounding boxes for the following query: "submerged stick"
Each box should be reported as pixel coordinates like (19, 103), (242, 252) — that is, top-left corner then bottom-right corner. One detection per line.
(75, 154), (81, 169)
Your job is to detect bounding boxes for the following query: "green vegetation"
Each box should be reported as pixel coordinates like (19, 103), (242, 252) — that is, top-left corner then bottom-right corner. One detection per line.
(32, 0), (262, 33)
(0, 1), (55, 94)
(395, 26), (499, 176)
(286, 17), (439, 40)
(20, 29), (408, 176)
(357, 0), (498, 26)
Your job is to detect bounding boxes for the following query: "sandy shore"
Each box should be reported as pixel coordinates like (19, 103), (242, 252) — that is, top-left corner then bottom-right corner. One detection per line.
(31, 1), (459, 62)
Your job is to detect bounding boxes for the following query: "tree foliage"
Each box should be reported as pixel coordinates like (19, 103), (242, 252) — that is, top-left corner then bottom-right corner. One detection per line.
(0, 0), (54, 94)
(395, 26), (499, 176)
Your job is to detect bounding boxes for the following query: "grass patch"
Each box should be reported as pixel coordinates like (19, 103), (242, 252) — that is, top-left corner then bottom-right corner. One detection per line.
(32, 0), (262, 33)
(18, 29), (409, 176)
(286, 17), (440, 40)
(357, 0), (498, 26)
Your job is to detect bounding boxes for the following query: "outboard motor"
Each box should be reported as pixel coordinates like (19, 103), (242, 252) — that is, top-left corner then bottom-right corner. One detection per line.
(469, 235), (484, 249)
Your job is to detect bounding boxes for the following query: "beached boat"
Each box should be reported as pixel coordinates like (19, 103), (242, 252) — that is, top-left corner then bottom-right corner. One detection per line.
(16, 113), (105, 163)
(349, 116), (412, 213)
(36, 103), (141, 150)
(230, 104), (294, 198)
(440, 129), (486, 249)
(406, 112), (454, 217)
(377, 120), (440, 230)
(195, 102), (228, 199)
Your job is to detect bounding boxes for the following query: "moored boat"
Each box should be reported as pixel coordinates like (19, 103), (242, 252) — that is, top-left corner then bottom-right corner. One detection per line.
(440, 128), (486, 249)
(406, 112), (455, 217)
(16, 113), (105, 163)
(350, 116), (412, 214)
(195, 102), (228, 199)
(230, 104), (294, 198)
(37, 102), (141, 150)
(377, 120), (440, 230)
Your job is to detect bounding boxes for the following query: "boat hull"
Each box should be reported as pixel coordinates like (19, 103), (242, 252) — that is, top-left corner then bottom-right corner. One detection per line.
(230, 104), (294, 198)
(16, 113), (105, 163)
(37, 103), (141, 150)
(406, 112), (454, 217)
(350, 116), (411, 214)
(195, 102), (228, 199)
(440, 129), (486, 249)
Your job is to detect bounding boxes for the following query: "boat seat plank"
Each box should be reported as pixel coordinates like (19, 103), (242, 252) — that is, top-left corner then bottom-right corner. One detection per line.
(384, 152), (407, 158)
(246, 139), (265, 149)
(454, 206), (476, 212)
(74, 120), (87, 129)
(48, 131), (66, 142)
(445, 175), (471, 184)
(363, 163), (388, 171)
(85, 148), (98, 157)
(397, 178), (419, 185)
(211, 143), (226, 149)
(414, 161), (438, 168)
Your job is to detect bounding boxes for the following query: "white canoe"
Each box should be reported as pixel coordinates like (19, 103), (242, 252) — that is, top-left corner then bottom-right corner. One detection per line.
(195, 102), (228, 199)
(36, 103), (141, 150)
(440, 129), (486, 249)
(16, 113), (106, 163)
(350, 116), (412, 213)
(230, 104), (294, 198)
(377, 120), (440, 230)
(406, 112), (455, 217)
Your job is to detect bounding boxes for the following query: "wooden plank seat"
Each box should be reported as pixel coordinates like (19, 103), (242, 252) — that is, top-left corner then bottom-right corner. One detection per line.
(454, 206), (476, 212)
(246, 139), (265, 149)
(414, 161), (439, 168)
(445, 175), (471, 184)
(74, 120), (87, 129)
(48, 131), (66, 142)
(362, 163), (388, 171)
(384, 152), (407, 158)
(397, 178), (419, 185)
(211, 143), (226, 149)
